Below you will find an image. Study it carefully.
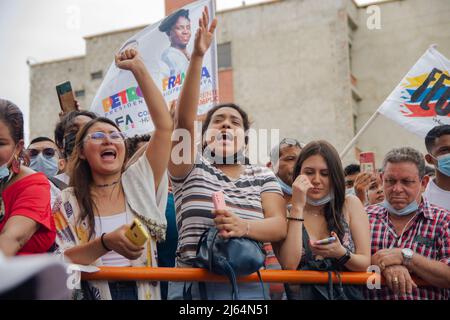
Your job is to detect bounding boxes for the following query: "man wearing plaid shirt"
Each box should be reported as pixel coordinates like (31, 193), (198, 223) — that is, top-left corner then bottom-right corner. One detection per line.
(365, 147), (450, 300)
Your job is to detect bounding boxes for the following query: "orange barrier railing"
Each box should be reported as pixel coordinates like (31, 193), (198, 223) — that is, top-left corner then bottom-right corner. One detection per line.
(81, 267), (428, 286)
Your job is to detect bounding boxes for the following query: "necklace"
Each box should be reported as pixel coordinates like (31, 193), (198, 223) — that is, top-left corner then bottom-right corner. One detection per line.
(95, 180), (120, 188)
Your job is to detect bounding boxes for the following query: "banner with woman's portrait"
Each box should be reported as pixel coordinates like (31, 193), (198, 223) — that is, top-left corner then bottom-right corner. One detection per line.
(90, 0), (218, 136)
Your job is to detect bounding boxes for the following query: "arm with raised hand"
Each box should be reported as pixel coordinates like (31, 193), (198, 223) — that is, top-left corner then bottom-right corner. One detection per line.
(168, 7), (218, 179)
(273, 175), (312, 270)
(115, 49), (173, 191)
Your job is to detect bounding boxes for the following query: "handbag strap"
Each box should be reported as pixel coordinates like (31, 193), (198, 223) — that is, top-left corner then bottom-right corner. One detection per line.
(256, 270), (268, 300)
(208, 228), (220, 272)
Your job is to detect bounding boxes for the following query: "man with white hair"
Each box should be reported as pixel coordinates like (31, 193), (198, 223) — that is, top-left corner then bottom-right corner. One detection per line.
(267, 138), (304, 206)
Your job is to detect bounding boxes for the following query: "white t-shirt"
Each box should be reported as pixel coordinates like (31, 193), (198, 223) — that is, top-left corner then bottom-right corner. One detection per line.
(161, 46), (189, 78)
(423, 178), (450, 211)
(94, 212), (133, 267)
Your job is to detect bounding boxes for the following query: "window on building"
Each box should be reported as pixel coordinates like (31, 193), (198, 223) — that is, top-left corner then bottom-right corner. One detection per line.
(90, 70), (103, 80)
(75, 89), (85, 98)
(218, 42), (232, 69)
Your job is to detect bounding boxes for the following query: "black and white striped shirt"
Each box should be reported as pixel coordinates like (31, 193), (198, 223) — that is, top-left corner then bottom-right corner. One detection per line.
(170, 154), (283, 267)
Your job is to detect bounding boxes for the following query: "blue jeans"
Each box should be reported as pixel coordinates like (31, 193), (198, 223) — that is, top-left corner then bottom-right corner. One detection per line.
(108, 281), (138, 300)
(168, 281), (269, 300)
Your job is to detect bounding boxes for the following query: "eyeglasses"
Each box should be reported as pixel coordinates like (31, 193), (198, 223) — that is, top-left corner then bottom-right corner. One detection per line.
(279, 138), (303, 148)
(27, 148), (57, 158)
(84, 131), (126, 144)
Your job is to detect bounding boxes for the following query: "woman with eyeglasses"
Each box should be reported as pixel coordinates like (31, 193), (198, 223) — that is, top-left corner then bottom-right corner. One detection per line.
(53, 48), (173, 300)
(0, 99), (56, 256)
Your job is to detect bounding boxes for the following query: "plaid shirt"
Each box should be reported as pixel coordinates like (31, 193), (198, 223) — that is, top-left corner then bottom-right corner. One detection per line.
(364, 198), (450, 300)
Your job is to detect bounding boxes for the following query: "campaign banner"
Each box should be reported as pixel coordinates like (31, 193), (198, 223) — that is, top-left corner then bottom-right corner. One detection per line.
(90, 0), (219, 136)
(377, 46), (450, 137)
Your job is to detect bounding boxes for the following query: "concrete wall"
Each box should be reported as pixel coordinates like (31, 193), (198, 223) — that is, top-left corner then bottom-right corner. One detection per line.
(29, 56), (85, 140)
(216, 0), (355, 162)
(29, 0), (450, 166)
(352, 0), (450, 166)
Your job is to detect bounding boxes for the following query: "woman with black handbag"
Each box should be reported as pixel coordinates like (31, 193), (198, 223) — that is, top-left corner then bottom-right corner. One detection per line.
(167, 7), (287, 300)
(274, 141), (371, 300)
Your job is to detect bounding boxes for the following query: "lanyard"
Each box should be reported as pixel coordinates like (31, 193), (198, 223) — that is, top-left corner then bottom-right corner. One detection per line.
(382, 212), (418, 249)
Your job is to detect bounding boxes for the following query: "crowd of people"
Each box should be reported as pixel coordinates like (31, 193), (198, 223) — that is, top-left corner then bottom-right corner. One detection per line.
(0, 7), (449, 300)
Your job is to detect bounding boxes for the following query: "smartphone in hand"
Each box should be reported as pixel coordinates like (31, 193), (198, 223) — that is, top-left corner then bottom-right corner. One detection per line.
(125, 218), (149, 246)
(56, 81), (77, 113)
(314, 236), (336, 245)
(360, 152), (376, 173)
(212, 191), (226, 210)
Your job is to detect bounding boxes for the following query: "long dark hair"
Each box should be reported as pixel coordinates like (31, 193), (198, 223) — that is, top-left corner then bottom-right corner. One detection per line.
(293, 140), (346, 241)
(0, 99), (27, 163)
(68, 117), (128, 239)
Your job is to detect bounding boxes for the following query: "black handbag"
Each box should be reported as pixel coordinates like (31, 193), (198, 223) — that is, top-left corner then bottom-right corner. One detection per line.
(284, 227), (365, 300)
(187, 226), (267, 300)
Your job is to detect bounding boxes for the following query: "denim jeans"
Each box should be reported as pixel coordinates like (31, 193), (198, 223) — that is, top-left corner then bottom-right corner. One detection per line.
(168, 281), (269, 300)
(108, 281), (138, 300)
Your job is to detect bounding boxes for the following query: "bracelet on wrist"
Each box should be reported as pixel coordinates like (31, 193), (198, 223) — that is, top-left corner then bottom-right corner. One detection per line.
(336, 247), (351, 265)
(287, 216), (304, 222)
(100, 233), (112, 252)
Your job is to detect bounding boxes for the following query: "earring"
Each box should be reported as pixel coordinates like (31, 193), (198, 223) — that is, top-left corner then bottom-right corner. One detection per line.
(12, 156), (20, 174)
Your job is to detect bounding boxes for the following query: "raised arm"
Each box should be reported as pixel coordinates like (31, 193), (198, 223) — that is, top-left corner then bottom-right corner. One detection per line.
(273, 175), (312, 270)
(168, 7), (217, 178)
(115, 49), (173, 191)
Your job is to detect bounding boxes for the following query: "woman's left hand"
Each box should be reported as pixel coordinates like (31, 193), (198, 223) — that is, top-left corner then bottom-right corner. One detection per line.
(213, 209), (247, 239)
(309, 231), (347, 259)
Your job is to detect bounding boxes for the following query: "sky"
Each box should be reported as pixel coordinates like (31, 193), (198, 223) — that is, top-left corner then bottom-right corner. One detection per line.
(0, 0), (273, 142)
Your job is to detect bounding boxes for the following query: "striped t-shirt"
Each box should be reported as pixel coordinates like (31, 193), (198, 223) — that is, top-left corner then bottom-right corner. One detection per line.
(170, 154), (283, 267)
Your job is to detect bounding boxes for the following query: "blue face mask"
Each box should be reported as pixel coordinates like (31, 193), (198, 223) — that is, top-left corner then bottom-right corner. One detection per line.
(436, 153), (450, 177)
(0, 163), (10, 181)
(380, 199), (419, 217)
(30, 154), (59, 178)
(306, 193), (334, 206)
(277, 177), (292, 196)
(0, 149), (16, 183)
(346, 187), (356, 196)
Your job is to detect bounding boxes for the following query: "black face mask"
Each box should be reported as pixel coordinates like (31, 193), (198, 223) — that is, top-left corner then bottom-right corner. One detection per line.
(203, 147), (247, 165)
(63, 131), (77, 159)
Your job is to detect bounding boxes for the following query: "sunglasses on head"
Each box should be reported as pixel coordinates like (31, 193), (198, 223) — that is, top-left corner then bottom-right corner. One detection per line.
(27, 148), (57, 158)
(279, 138), (302, 148)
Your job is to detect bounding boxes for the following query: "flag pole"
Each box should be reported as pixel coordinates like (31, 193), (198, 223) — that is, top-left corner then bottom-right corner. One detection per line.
(340, 111), (380, 158)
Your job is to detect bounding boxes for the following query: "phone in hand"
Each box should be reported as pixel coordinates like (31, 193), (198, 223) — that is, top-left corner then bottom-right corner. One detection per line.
(314, 236), (336, 245)
(56, 81), (77, 113)
(212, 191), (226, 210)
(359, 152), (376, 173)
(125, 218), (149, 246)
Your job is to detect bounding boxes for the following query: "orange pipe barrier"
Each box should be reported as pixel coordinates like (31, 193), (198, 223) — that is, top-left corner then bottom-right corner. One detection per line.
(81, 267), (428, 286)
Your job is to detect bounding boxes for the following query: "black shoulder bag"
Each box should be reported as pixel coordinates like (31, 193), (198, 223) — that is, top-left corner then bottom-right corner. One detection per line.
(284, 227), (364, 300)
(185, 227), (267, 300)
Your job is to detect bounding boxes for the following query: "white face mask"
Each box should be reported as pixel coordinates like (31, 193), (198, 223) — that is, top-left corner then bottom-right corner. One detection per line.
(306, 193), (334, 206)
(381, 187), (422, 216)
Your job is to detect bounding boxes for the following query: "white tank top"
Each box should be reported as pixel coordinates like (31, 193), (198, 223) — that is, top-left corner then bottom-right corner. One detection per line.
(94, 212), (132, 267)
